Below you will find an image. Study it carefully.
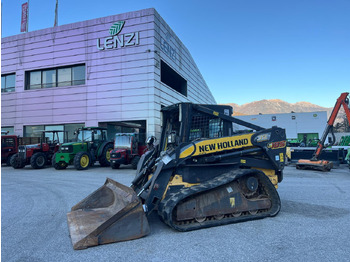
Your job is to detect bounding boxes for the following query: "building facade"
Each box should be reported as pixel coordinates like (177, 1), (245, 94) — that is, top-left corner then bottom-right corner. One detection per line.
(1, 8), (215, 141)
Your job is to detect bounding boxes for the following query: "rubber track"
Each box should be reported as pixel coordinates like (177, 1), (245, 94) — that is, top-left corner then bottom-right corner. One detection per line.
(158, 169), (281, 232)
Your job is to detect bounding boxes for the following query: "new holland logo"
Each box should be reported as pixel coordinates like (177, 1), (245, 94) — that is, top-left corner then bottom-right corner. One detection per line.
(97, 21), (140, 51)
(267, 141), (286, 149)
(109, 21), (125, 36)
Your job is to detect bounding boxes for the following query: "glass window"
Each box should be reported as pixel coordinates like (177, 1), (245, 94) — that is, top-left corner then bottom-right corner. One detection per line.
(1, 77), (5, 90)
(42, 70), (56, 88)
(24, 124), (84, 142)
(102, 130), (108, 141)
(58, 68), (72, 87)
(1, 127), (14, 135)
(77, 130), (93, 142)
(30, 71), (42, 89)
(72, 65), (85, 85)
(114, 135), (132, 149)
(2, 137), (15, 147)
(65, 123), (84, 142)
(26, 64), (85, 90)
(24, 125), (45, 137)
(94, 130), (103, 141)
(1, 74), (16, 92)
(161, 60), (187, 97)
(44, 125), (64, 143)
(6, 74), (15, 91)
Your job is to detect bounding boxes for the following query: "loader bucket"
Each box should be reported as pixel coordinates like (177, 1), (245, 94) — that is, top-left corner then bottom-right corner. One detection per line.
(67, 178), (150, 250)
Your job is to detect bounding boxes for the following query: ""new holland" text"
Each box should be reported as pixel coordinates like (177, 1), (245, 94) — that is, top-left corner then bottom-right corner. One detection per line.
(198, 139), (249, 153)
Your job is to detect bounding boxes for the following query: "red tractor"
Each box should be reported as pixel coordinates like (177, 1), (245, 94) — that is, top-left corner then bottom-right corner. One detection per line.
(2, 133), (19, 166)
(11, 130), (64, 169)
(1, 132), (41, 166)
(110, 133), (147, 169)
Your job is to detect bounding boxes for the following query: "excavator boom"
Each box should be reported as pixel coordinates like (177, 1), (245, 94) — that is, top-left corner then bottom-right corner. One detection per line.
(296, 92), (350, 171)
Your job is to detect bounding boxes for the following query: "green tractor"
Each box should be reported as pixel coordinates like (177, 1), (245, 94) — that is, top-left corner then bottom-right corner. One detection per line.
(53, 127), (114, 170)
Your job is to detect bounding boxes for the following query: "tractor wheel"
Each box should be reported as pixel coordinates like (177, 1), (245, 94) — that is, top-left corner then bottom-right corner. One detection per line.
(99, 144), (114, 167)
(54, 161), (68, 170)
(131, 156), (140, 170)
(31, 152), (47, 169)
(111, 163), (120, 169)
(74, 152), (91, 170)
(52, 153), (67, 170)
(6, 155), (13, 166)
(10, 154), (25, 169)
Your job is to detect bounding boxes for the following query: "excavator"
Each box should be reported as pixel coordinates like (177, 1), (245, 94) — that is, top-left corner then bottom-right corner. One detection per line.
(67, 103), (287, 249)
(296, 92), (350, 171)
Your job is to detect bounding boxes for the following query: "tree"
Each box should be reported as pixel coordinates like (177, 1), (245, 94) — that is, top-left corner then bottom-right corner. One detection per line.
(334, 114), (350, 133)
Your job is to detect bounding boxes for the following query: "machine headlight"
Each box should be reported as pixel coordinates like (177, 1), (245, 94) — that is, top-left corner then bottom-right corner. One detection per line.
(255, 133), (271, 142)
(60, 146), (73, 152)
(168, 132), (176, 144)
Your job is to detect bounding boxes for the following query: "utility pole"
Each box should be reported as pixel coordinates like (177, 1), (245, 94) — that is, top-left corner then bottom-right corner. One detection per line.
(54, 0), (58, 27)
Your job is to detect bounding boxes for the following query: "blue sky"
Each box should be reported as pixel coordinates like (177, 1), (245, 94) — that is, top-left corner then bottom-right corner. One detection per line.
(1, 0), (349, 108)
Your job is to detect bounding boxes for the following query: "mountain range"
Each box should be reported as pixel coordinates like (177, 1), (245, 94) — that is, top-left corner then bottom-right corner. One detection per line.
(222, 99), (333, 116)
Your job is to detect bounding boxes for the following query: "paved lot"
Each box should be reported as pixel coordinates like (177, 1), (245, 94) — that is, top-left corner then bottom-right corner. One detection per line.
(1, 164), (350, 262)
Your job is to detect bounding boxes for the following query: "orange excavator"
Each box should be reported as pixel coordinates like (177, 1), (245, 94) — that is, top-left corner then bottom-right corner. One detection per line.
(296, 92), (350, 171)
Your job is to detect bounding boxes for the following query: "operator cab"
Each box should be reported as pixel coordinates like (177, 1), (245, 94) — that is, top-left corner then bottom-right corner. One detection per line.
(75, 128), (107, 143)
(159, 103), (234, 152)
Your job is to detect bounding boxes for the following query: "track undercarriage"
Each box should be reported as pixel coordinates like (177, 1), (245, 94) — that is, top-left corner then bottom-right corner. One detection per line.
(158, 169), (281, 231)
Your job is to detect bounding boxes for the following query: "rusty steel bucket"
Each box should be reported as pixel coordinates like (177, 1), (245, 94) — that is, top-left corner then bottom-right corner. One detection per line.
(67, 178), (150, 250)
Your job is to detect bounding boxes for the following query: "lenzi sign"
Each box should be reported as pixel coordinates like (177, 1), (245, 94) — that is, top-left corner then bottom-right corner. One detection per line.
(97, 21), (140, 50)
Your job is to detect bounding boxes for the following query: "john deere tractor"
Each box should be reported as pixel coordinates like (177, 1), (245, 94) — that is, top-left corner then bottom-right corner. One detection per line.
(53, 127), (113, 170)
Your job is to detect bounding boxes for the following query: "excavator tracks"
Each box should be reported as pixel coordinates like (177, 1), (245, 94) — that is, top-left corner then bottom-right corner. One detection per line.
(158, 169), (280, 232)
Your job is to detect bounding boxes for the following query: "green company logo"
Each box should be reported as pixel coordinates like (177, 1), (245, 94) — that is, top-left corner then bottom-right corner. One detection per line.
(97, 20), (139, 51)
(109, 21), (125, 36)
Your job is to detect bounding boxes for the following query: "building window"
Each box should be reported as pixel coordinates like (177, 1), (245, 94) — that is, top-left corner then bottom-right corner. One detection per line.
(1, 74), (16, 93)
(24, 123), (84, 142)
(160, 60), (187, 97)
(101, 121), (147, 141)
(1, 127), (14, 135)
(26, 64), (85, 90)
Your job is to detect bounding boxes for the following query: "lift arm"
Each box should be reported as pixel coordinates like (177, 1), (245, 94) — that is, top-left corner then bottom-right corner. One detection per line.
(312, 92), (350, 160)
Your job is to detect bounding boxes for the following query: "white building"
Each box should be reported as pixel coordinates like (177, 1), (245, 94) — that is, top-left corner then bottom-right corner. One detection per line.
(1, 8), (216, 141)
(234, 111), (328, 140)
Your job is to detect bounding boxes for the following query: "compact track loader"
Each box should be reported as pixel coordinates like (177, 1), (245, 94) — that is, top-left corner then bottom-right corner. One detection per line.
(67, 103), (286, 249)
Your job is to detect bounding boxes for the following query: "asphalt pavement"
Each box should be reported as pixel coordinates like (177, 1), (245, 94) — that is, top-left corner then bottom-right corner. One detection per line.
(1, 164), (350, 262)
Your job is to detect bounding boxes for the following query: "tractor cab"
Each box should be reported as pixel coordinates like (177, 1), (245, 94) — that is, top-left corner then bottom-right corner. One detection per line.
(115, 133), (136, 150)
(2, 135), (18, 166)
(110, 133), (146, 169)
(42, 130), (65, 152)
(75, 127), (105, 145)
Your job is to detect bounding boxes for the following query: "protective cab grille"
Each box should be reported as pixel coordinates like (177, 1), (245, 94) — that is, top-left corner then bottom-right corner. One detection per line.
(189, 114), (223, 140)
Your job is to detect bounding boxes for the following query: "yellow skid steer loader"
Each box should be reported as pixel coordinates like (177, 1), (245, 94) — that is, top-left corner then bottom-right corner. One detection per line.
(67, 103), (286, 249)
